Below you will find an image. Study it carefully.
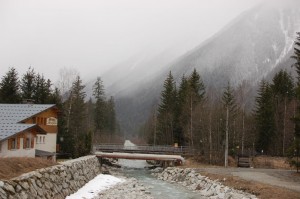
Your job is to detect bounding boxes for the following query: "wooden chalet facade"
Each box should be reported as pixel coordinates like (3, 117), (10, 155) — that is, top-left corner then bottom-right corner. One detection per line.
(0, 104), (58, 160)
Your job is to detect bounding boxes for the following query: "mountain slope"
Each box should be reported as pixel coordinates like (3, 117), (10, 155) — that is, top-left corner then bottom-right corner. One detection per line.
(107, 1), (300, 135)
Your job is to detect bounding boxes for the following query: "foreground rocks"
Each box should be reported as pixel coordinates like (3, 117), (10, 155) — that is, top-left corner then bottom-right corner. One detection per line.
(153, 167), (257, 199)
(96, 177), (153, 199)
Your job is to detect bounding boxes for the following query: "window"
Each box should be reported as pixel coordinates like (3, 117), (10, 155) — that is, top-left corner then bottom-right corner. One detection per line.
(25, 138), (31, 148)
(11, 138), (17, 149)
(43, 136), (45, 143)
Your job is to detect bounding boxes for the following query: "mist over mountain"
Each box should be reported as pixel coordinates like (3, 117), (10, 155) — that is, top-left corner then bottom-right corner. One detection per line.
(99, 1), (300, 135)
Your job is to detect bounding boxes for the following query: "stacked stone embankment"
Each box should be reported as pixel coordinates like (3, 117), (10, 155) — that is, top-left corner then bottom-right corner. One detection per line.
(0, 155), (100, 199)
(153, 167), (257, 199)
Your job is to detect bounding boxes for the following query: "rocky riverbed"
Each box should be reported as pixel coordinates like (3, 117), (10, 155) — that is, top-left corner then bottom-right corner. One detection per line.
(152, 167), (258, 199)
(96, 176), (153, 199)
(93, 164), (258, 199)
(92, 166), (154, 199)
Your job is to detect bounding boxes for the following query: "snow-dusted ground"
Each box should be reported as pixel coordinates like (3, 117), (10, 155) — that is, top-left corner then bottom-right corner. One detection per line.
(66, 140), (149, 199)
(66, 174), (125, 199)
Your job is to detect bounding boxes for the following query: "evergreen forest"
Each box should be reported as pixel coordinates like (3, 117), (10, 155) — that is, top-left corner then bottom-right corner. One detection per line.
(140, 32), (300, 168)
(0, 33), (300, 170)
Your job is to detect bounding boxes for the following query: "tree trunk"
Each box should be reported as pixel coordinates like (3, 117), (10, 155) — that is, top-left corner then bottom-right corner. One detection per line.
(190, 96), (194, 148)
(225, 106), (229, 168)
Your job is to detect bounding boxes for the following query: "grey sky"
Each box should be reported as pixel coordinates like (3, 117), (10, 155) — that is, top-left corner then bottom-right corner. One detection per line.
(0, 0), (262, 83)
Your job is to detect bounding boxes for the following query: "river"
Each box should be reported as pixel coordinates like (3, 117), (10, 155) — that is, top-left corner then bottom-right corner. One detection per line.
(118, 140), (204, 199)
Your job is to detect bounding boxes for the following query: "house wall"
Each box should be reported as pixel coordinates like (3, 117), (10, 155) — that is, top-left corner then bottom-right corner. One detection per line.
(0, 137), (35, 158)
(36, 133), (57, 153)
(24, 108), (58, 133)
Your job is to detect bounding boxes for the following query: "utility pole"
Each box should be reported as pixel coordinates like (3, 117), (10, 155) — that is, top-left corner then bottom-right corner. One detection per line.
(209, 112), (212, 164)
(190, 95), (194, 148)
(154, 108), (157, 146)
(225, 106), (229, 168)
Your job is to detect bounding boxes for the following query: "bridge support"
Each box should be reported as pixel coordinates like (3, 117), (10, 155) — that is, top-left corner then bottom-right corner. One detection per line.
(161, 160), (176, 168)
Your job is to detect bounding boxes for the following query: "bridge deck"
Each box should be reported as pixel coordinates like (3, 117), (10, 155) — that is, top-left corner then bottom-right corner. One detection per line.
(95, 152), (184, 163)
(94, 144), (193, 155)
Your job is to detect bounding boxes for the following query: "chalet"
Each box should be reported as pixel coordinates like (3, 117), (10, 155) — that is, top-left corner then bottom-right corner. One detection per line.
(0, 104), (58, 160)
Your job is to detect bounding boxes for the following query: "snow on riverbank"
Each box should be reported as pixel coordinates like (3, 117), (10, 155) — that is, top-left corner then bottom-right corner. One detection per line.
(66, 174), (125, 199)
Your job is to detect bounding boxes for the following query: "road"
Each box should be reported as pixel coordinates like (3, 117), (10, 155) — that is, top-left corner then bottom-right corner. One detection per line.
(196, 167), (300, 192)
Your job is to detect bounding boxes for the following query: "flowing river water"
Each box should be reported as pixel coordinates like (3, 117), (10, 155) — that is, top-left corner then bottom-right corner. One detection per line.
(118, 140), (204, 199)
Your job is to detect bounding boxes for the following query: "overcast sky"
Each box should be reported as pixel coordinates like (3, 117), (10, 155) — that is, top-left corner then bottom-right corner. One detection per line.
(0, 0), (262, 83)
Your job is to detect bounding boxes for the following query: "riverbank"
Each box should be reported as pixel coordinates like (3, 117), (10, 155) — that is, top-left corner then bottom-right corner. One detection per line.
(94, 163), (300, 199)
(152, 167), (257, 199)
(178, 157), (300, 199)
(197, 167), (300, 199)
(65, 165), (154, 199)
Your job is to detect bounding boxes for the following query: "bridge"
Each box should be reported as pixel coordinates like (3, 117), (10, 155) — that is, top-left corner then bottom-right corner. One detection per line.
(93, 144), (194, 155)
(93, 144), (193, 166)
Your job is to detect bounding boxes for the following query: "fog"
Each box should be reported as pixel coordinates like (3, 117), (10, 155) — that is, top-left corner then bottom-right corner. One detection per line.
(0, 0), (262, 84)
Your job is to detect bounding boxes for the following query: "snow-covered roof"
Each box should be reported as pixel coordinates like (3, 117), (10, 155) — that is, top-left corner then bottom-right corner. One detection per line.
(0, 104), (55, 141)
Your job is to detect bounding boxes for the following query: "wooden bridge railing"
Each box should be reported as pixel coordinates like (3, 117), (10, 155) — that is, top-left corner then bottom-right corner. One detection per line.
(93, 144), (195, 156)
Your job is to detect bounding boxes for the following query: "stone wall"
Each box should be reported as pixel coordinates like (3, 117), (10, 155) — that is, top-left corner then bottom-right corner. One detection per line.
(0, 155), (101, 199)
(153, 167), (257, 199)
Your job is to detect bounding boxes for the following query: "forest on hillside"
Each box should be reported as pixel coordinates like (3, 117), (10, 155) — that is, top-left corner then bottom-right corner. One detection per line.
(140, 32), (300, 168)
(1, 31), (299, 168)
(0, 67), (122, 158)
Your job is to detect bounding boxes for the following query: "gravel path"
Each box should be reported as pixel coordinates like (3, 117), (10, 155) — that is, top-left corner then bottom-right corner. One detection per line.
(196, 167), (300, 192)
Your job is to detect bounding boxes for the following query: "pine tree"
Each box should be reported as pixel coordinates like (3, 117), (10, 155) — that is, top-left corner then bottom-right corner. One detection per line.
(20, 67), (36, 101)
(33, 74), (52, 104)
(67, 76), (87, 157)
(188, 69), (206, 148)
(175, 75), (190, 145)
(254, 80), (275, 155)
(271, 70), (294, 155)
(93, 77), (106, 137)
(291, 32), (300, 171)
(157, 71), (177, 145)
(0, 67), (21, 103)
(106, 96), (116, 134)
(189, 68), (205, 101)
(222, 81), (237, 167)
(49, 87), (62, 105)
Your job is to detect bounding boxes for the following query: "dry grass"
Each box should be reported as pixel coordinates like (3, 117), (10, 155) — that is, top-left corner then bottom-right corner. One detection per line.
(253, 156), (293, 169)
(203, 172), (300, 199)
(0, 157), (57, 180)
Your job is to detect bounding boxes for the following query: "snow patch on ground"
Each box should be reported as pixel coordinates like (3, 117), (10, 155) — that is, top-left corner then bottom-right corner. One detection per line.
(66, 174), (125, 199)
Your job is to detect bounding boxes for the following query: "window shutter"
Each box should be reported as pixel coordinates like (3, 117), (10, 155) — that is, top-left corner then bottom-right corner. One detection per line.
(23, 135), (26, 149)
(8, 139), (11, 150)
(17, 137), (20, 149)
(31, 137), (34, 148)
